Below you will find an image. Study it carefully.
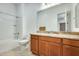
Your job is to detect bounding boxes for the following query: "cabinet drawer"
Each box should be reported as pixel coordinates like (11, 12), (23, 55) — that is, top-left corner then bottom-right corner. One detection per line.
(39, 36), (61, 43)
(63, 39), (79, 47)
(31, 35), (38, 39)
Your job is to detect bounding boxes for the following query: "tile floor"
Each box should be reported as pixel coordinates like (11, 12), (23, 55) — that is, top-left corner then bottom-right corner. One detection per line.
(0, 45), (35, 56)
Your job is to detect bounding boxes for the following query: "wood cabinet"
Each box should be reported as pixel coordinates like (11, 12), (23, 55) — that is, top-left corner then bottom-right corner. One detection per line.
(39, 40), (61, 56)
(31, 34), (79, 56)
(63, 39), (79, 56)
(31, 35), (39, 55)
(63, 39), (79, 47)
(63, 45), (79, 56)
(39, 40), (49, 56)
(48, 42), (62, 56)
(39, 36), (62, 56)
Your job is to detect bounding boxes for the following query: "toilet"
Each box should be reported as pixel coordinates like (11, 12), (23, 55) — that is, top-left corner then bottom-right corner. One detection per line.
(18, 35), (30, 50)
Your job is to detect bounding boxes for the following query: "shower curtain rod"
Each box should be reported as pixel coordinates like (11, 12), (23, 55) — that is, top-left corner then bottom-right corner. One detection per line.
(0, 11), (22, 18)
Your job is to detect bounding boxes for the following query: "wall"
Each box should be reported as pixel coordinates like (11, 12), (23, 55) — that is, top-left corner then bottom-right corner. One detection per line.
(24, 3), (41, 35)
(0, 3), (18, 52)
(37, 3), (73, 32)
(16, 3), (42, 39)
(15, 3), (24, 39)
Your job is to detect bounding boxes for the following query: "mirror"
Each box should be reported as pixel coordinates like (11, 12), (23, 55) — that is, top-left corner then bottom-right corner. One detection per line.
(75, 3), (79, 28)
(37, 11), (71, 32)
(37, 4), (72, 32)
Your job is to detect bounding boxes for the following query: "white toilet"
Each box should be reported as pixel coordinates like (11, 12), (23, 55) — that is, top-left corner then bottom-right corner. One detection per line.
(18, 35), (30, 50)
(19, 39), (29, 45)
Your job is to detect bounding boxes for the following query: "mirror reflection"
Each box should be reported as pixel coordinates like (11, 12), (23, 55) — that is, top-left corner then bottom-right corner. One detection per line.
(37, 3), (72, 33)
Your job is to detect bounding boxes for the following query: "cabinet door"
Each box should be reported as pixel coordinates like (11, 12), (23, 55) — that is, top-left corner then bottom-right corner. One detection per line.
(31, 38), (39, 54)
(48, 43), (61, 56)
(39, 40), (49, 56)
(63, 45), (79, 56)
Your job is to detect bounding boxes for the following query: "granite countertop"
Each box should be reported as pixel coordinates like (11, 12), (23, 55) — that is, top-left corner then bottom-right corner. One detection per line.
(31, 32), (79, 40)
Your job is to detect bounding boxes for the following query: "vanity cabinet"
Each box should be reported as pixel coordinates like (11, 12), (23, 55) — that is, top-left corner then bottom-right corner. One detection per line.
(39, 36), (62, 56)
(31, 35), (39, 55)
(31, 35), (62, 56)
(48, 42), (62, 56)
(63, 39), (79, 56)
(31, 34), (79, 56)
(63, 45), (79, 56)
(39, 36), (61, 56)
(39, 39), (49, 56)
(39, 39), (61, 56)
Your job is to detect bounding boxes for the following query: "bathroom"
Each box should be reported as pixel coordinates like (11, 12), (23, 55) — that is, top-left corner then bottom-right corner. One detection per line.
(0, 2), (79, 58)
